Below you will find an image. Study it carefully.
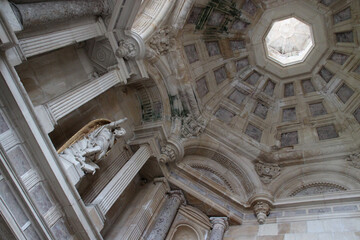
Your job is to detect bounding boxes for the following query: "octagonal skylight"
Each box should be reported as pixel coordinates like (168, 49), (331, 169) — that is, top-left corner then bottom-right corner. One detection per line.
(265, 17), (314, 66)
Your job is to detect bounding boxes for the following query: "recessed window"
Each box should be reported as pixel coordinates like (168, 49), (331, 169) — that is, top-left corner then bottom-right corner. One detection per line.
(265, 17), (314, 66)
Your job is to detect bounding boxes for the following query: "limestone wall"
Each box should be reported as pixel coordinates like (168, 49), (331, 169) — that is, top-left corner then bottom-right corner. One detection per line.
(224, 217), (360, 240)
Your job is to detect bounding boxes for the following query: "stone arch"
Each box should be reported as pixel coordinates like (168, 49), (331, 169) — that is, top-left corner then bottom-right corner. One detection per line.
(182, 137), (263, 198)
(269, 163), (360, 198)
(170, 224), (200, 240)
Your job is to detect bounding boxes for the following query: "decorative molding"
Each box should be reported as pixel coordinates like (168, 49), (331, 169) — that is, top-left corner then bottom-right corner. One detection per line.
(255, 161), (281, 184)
(19, 19), (105, 58)
(92, 145), (152, 216)
(189, 164), (234, 193)
(347, 152), (360, 169)
(290, 182), (347, 197)
(253, 201), (270, 224)
(148, 26), (175, 55)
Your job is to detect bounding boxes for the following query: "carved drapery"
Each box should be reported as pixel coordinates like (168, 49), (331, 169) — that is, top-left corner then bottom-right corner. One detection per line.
(146, 190), (185, 240)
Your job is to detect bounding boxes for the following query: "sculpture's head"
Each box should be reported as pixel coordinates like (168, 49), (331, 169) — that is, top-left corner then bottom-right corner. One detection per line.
(114, 128), (126, 137)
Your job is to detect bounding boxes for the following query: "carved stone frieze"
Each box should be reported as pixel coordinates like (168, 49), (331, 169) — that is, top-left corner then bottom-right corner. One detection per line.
(253, 201), (270, 224)
(347, 152), (360, 169)
(181, 114), (206, 138)
(148, 26), (175, 55)
(290, 182), (347, 197)
(255, 161), (281, 184)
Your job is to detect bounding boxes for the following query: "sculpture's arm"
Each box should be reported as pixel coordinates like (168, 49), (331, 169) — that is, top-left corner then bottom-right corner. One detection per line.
(106, 118), (127, 129)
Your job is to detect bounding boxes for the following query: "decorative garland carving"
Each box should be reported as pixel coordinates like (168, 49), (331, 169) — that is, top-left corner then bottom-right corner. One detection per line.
(289, 182), (347, 197)
(255, 161), (281, 184)
(148, 26), (175, 55)
(189, 164), (234, 193)
(347, 152), (360, 169)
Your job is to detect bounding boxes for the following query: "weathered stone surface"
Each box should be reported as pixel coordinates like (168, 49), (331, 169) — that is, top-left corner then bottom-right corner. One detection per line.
(309, 102), (327, 117)
(242, 0), (257, 15)
(330, 52), (349, 65)
(235, 58), (249, 71)
(263, 80), (275, 96)
(333, 7), (351, 24)
(187, 7), (203, 24)
(245, 123), (262, 142)
(228, 89), (247, 105)
(245, 71), (261, 86)
(284, 82), (294, 97)
(51, 218), (72, 240)
(354, 106), (360, 124)
(29, 184), (53, 215)
(209, 217), (228, 240)
(24, 225), (40, 240)
(230, 40), (246, 51)
(336, 83), (354, 103)
(0, 112), (9, 135)
(146, 191), (184, 240)
(319, 67), (333, 83)
(206, 41), (221, 57)
(336, 31), (353, 43)
(0, 180), (29, 226)
(214, 66), (227, 84)
(7, 146), (31, 177)
(302, 79), (315, 93)
(281, 131), (298, 147)
(283, 108), (297, 122)
(254, 102), (268, 119)
(320, 0), (337, 6)
(353, 64), (360, 74)
(231, 20), (249, 31)
(184, 44), (199, 63)
(215, 107), (235, 123)
(13, 1), (108, 28)
(317, 125), (338, 140)
(196, 77), (209, 98)
(207, 11), (224, 26)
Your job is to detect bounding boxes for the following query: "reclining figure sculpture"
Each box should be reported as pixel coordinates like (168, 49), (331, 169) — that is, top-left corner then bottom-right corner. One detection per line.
(59, 118), (127, 175)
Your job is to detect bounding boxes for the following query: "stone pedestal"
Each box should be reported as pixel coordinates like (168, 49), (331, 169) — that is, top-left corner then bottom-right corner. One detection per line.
(146, 190), (185, 240)
(209, 217), (229, 240)
(12, 0), (109, 28)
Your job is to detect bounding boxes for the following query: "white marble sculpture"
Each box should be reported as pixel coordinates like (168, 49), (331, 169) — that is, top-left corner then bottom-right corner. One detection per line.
(59, 118), (127, 175)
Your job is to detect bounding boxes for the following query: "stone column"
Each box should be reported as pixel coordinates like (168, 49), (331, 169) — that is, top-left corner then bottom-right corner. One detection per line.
(209, 217), (229, 240)
(146, 190), (185, 240)
(11, 0), (109, 29)
(92, 145), (152, 217)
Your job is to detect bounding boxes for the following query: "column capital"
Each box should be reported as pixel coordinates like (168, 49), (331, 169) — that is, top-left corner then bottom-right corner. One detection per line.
(210, 217), (229, 231)
(168, 190), (186, 205)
